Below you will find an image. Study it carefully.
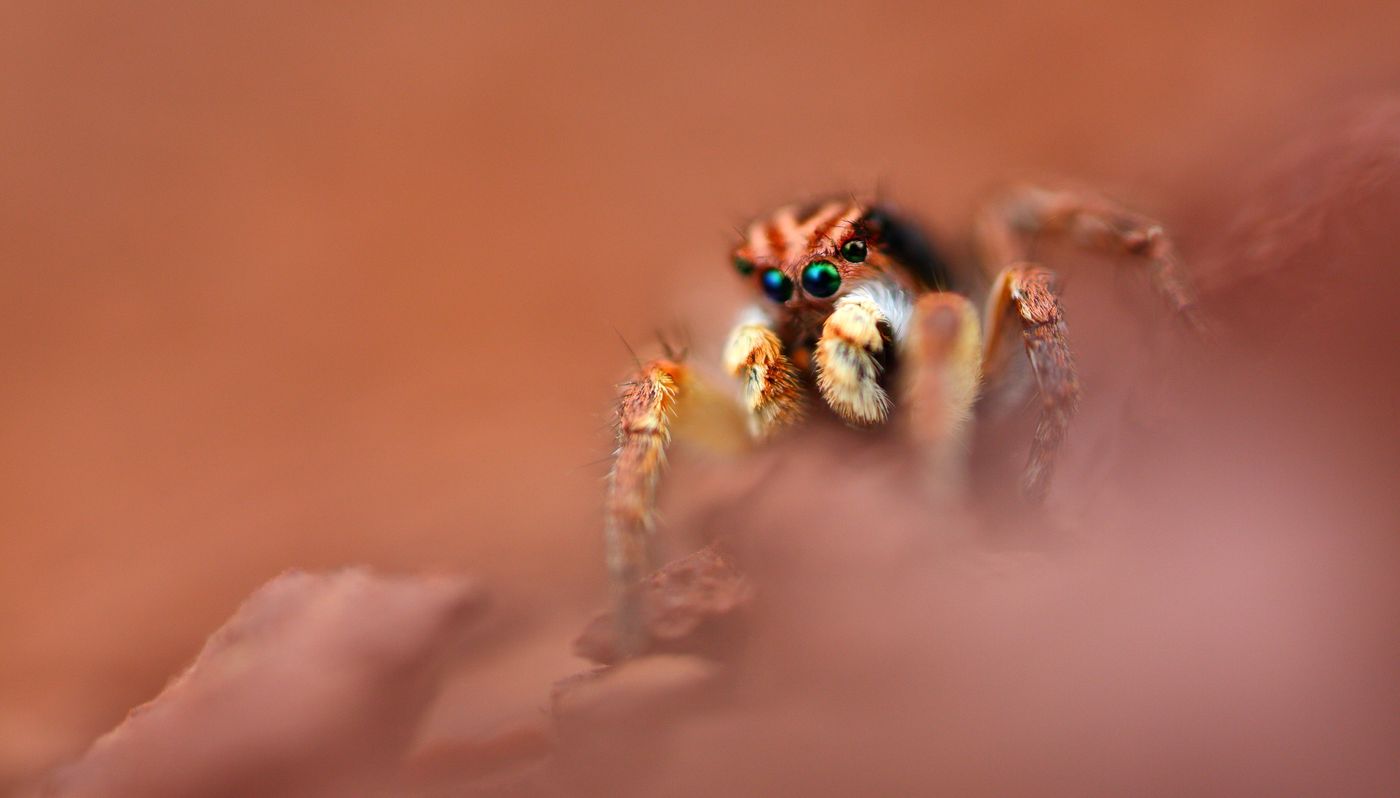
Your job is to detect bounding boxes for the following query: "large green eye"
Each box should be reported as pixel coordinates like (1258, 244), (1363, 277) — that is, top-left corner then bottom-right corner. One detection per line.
(841, 238), (868, 263)
(760, 269), (793, 302)
(801, 261), (841, 298)
(733, 256), (754, 275)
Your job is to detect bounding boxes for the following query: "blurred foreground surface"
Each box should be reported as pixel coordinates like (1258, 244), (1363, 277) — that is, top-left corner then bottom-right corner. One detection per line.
(4, 1), (1400, 795)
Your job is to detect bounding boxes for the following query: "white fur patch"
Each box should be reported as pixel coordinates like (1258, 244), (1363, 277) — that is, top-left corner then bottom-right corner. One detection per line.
(732, 303), (774, 329)
(846, 280), (914, 343)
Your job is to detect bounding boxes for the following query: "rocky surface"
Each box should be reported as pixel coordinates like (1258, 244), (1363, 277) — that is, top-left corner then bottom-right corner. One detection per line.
(572, 544), (754, 666)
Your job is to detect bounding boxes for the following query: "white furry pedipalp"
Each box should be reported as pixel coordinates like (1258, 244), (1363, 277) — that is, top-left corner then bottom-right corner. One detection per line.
(845, 279), (915, 343)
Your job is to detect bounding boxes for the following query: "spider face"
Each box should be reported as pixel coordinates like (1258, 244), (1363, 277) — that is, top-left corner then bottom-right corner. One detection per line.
(732, 201), (890, 308)
(731, 200), (951, 341)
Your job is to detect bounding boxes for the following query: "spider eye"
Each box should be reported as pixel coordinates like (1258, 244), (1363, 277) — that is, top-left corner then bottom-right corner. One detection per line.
(840, 238), (868, 263)
(801, 261), (841, 298)
(733, 256), (754, 275)
(760, 269), (793, 303)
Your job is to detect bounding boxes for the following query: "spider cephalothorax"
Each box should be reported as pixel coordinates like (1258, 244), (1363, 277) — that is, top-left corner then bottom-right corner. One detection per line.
(602, 185), (1201, 655)
(725, 200), (958, 429)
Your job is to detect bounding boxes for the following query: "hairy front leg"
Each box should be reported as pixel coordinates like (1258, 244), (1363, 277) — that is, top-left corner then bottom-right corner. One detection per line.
(605, 357), (751, 657)
(605, 359), (682, 654)
(723, 314), (803, 438)
(816, 283), (913, 425)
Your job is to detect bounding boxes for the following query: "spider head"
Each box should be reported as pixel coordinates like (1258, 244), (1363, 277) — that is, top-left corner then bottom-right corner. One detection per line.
(731, 200), (949, 314)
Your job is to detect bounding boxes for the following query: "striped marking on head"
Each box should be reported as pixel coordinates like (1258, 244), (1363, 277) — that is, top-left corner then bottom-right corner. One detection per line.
(811, 204), (865, 251)
(744, 200), (867, 264)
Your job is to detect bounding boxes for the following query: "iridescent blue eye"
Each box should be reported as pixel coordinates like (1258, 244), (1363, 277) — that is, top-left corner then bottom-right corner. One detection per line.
(760, 269), (793, 303)
(801, 261), (841, 298)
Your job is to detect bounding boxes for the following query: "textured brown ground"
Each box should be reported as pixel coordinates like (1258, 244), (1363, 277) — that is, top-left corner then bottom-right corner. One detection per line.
(4, 2), (1400, 795)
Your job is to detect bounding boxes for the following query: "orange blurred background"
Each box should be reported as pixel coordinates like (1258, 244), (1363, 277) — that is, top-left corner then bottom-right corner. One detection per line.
(4, 0), (1400, 788)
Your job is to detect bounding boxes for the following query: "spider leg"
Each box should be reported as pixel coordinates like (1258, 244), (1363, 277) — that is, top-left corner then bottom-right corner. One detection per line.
(605, 358), (750, 656)
(723, 313), (803, 437)
(974, 184), (1204, 335)
(981, 265), (1079, 501)
(972, 184), (1202, 500)
(902, 292), (983, 490)
(815, 284), (908, 425)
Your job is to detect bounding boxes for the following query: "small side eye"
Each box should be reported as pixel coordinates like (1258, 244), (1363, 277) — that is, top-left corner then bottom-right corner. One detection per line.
(841, 238), (868, 263)
(801, 261), (842, 298)
(733, 256), (754, 275)
(760, 269), (793, 303)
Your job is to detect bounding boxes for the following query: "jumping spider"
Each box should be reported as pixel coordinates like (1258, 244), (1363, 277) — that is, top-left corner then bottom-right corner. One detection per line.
(603, 185), (1201, 654)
